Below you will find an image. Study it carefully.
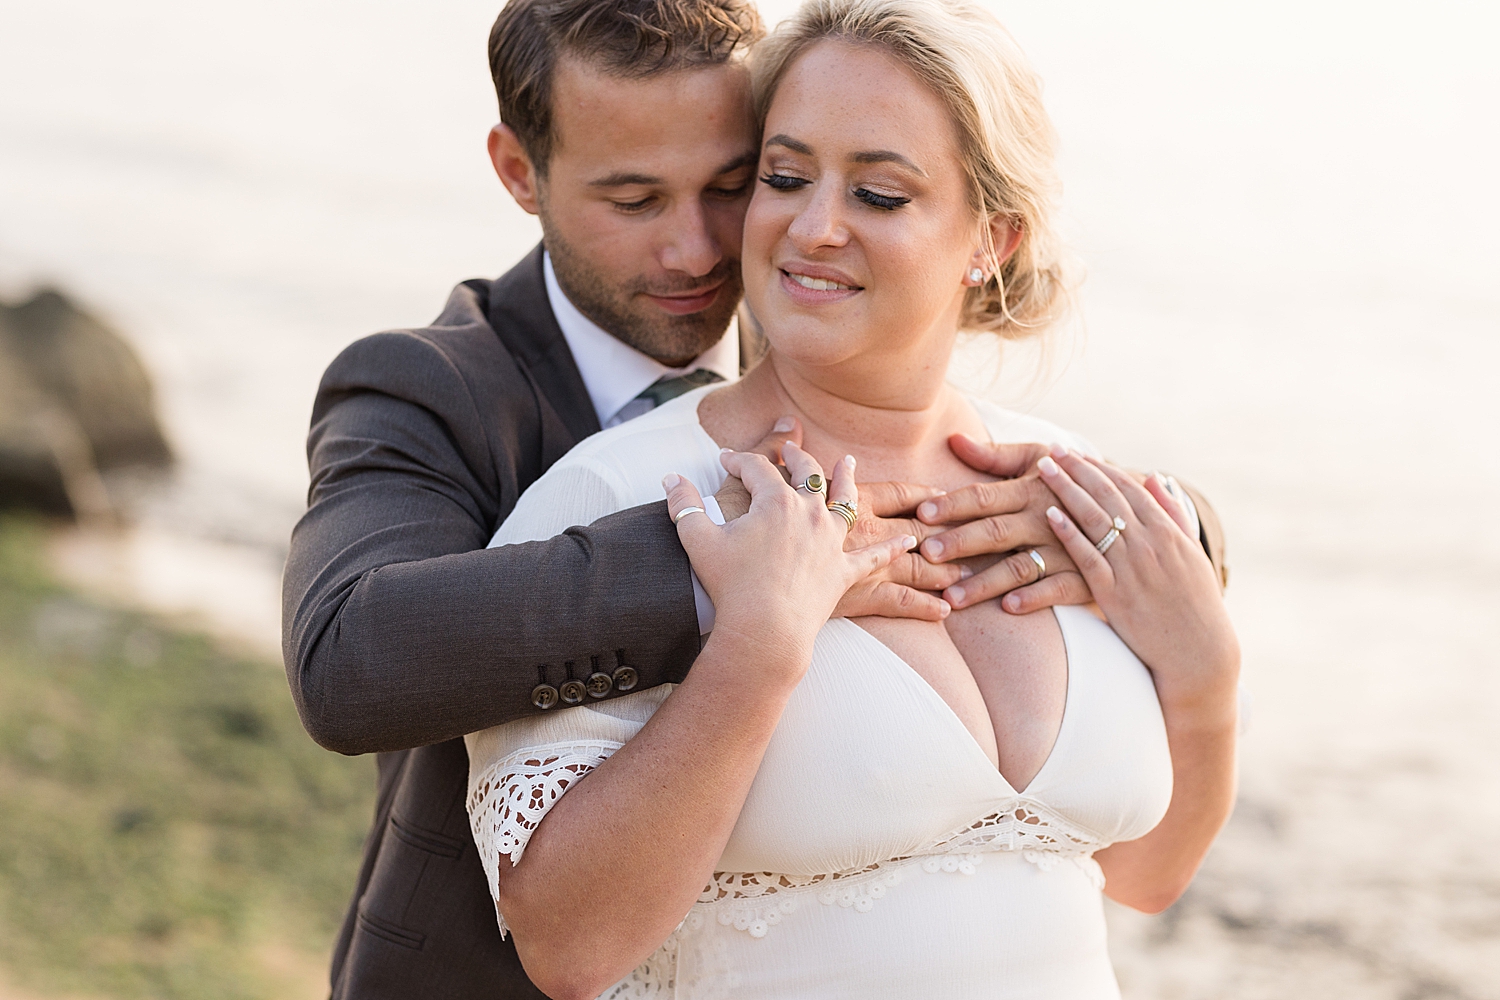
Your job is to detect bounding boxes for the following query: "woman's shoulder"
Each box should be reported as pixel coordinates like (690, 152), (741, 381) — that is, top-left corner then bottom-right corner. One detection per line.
(963, 395), (1101, 458)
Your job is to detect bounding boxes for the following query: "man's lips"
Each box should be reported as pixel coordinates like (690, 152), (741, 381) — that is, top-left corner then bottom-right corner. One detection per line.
(644, 281), (725, 315)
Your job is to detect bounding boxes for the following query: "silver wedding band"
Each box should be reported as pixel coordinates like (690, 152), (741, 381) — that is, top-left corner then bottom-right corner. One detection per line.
(795, 473), (826, 496)
(1028, 549), (1046, 579)
(1095, 515), (1127, 555)
(673, 506), (705, 524)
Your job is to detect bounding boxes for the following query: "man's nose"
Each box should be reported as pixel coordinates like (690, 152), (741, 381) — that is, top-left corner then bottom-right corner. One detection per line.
(658, 200), (721, 277)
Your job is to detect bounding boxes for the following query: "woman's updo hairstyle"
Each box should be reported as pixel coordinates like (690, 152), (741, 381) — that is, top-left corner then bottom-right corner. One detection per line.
(752, 0), (1070, 339)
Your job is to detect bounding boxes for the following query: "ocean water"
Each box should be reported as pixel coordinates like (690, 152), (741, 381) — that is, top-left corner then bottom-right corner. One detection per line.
(2, 1), (1497, 995)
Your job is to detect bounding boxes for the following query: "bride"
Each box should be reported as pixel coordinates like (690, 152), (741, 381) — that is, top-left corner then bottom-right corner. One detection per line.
(465, 1), (1240, 997)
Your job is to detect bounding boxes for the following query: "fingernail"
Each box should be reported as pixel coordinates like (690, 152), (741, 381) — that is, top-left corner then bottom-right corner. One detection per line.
(774, 416), (795, 433)
(923, 538), (943, 558)
(918, 501), (938, 520)
(959, 565), (973, 580)
(844, 454), (856, 469)
(720, 447), (733, 454)
(1049, 442), (1068, 459)
(1038, 456), (1059, 476)
(937, 600), (951, 619)
(1046, 505), (1066, 525)
(662, 473), (681, 490)
(903, 534), (918, 550)
(1004, 593), (1022, 612)
(948, 585), (966, 606)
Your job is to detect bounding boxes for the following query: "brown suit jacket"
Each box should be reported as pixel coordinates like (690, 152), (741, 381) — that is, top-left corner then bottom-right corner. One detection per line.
(284, 245), (1230, 999)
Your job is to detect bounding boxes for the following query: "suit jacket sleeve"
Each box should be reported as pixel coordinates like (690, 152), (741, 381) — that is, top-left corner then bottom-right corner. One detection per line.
(281, 329), (701, 756)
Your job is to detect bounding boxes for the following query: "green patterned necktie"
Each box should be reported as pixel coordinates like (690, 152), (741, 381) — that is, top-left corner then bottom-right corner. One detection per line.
(633, 368), (725, 408)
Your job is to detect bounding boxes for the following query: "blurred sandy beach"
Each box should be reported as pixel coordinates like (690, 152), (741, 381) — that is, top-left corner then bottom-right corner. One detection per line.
(2, 0), (1498, 996)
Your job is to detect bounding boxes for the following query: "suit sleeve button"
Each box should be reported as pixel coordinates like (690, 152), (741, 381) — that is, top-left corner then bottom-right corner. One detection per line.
(559, 679), (586, 704)
(586, 672), (613, 698)
(530, 684), (559, 710)
(611, 666), (638, 692)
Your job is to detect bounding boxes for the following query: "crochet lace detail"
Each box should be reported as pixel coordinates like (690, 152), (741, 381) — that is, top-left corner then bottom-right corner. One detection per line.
(465, 740), (621, 938)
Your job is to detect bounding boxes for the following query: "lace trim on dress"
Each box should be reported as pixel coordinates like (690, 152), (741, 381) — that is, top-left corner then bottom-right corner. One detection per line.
(697, 798), (1108, 938)
(465, 740), (622, 938)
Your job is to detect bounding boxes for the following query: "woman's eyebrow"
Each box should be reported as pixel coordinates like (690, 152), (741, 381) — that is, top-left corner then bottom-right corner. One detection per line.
(850, 150), (927, 177)
(764, 134), (813, 155)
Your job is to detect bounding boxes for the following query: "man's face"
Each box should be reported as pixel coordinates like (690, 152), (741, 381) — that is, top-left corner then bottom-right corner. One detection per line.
(537, 57), (757, 367)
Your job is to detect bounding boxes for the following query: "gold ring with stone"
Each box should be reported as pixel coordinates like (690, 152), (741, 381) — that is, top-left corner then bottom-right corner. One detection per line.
(826, 500), (858, 530)
(1095, 515), (1127, 555)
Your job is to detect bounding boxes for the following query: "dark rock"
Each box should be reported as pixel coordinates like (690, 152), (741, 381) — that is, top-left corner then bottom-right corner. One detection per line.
(0, 288), (172, 520)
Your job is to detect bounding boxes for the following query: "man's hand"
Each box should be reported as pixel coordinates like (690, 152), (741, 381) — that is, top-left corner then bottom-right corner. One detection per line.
(916, 435), (1093, 615)
(713, 419), (954, 621)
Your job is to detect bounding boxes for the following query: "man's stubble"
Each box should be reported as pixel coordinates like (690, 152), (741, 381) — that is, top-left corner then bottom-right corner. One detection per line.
(542, 217), (743, 369)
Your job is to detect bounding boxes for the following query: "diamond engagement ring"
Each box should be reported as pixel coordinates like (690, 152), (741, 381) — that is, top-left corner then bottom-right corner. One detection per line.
(826, 500), (858, 530)
(1094, 515), (1127, 554)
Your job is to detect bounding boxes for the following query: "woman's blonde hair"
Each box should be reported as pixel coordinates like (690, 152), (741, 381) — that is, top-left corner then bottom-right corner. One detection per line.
(752, 0), (1071, 339)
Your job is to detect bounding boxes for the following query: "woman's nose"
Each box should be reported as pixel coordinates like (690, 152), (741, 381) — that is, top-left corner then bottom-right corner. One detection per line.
(786, 182), (849, 252)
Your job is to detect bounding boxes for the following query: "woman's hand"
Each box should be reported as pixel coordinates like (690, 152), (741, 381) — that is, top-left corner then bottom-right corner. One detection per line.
(1037, 447), (1239, 716)
(664, 443), (916, 673)
(1038, 444), (1240, 912)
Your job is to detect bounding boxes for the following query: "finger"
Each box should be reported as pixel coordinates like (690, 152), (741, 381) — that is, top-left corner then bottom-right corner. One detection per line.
(720, 449), (795, 500)
(884, 550), (966, 591)
(860, 581), (953, 621)
(662, 472), (715, 546)
(849, 512), (944, 552)
(1044, 503), (1114, 593)
(943, 549), (1049, 609)
(1147, 473), (1196, 538)
(860, 480), (946, 518)
(999, 571), (1093, 615)
(1054, 452), (1136, 528)
(921, 505), (1051, 563)
(827, 453), (859, 508)
(1036, 455), (1116, 544)
(846, 531), (919, 585)
(742, 416), (803, 466)
(916, 477), (1032, 526)
(947, 434), (1052, 479)
(780, 441), (827, 501)
(1086, 459), (1180, 535)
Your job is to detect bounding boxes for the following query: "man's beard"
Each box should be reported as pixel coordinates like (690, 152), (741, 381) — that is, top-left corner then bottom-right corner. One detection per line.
(544, 224), (742, 368)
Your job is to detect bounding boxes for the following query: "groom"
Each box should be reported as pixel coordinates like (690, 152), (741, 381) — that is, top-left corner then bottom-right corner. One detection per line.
(282, 1), (1227, 997)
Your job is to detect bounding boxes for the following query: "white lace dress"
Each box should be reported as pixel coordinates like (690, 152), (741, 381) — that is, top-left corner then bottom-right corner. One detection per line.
(465, 387), (1175, 1000)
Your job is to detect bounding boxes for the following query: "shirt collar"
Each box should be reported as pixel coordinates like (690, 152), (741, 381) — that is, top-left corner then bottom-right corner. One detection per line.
(544, 251), (740, 428)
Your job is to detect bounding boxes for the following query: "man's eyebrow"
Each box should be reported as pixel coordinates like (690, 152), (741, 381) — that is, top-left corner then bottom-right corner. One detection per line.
(588, 171), (663, 188)
(764, 134), (813, 156)
(714, 151), (759, 176)
(851, 150), (927, 176)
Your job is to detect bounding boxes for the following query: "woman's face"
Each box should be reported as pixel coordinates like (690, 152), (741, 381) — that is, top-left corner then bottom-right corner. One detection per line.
(743, 40), (983, 381)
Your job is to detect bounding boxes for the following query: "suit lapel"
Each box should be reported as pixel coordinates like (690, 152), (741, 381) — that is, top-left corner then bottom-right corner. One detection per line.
(483, 245), (602, 465)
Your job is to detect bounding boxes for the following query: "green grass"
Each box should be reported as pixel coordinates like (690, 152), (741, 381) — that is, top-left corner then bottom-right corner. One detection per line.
(0, 517), (375, 999)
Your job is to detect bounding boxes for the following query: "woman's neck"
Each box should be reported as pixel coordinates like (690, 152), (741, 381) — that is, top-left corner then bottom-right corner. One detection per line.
(703, 347), (989, 486)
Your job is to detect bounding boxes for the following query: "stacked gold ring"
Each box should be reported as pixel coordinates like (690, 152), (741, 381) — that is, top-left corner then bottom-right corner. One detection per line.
(826, 500), (858, 531)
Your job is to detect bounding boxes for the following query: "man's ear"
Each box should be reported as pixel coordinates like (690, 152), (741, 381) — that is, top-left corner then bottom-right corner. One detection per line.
(489, 124), (542, 216)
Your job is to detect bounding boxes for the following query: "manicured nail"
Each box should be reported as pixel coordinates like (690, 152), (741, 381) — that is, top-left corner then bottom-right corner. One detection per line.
(903, 534), (918, 550)
(948, 585), (966, 606)
(1004, 593), (1023, 613)
(923, 538), (943, 558)
(774, 416), (795, 433)
(721, 447), (733, 454)
(1038, 456), (1060, 476)
(662, 473), (681, 490)
(919, 501), (938, 520)
(1049, 442), (1068, 459)
(1046, 505), (1066, 525)
(845, 454), (856, 469)
(959, 565), (973, 580)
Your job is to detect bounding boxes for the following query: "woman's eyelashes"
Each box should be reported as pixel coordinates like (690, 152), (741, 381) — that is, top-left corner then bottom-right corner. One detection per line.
(758, 173), (911, 211)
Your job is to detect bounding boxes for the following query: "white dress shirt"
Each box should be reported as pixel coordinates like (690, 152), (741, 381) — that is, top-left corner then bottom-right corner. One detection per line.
(544, 251), (736, 632)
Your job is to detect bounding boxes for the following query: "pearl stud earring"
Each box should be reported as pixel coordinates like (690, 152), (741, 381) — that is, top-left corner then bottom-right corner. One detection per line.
(968, 268), (984, 284)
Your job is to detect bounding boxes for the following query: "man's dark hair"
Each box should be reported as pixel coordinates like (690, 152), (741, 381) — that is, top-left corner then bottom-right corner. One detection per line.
(489, 0), (764, 172)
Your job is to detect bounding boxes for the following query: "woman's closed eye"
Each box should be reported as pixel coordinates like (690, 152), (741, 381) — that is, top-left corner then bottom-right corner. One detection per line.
(854, 187), (910, 210)
(759, 172), (809, 192)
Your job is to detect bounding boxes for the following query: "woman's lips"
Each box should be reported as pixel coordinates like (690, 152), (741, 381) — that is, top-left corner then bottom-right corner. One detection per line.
(644, 282), (724, 315)
(779, 268), (862, 305)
